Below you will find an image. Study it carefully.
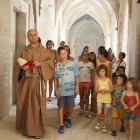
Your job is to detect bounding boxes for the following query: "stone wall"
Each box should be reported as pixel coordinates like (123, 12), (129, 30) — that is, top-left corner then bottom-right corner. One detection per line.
(0, 0), (34, 120)
(0, 0), (11, 120)
(127, 0), (140, 91)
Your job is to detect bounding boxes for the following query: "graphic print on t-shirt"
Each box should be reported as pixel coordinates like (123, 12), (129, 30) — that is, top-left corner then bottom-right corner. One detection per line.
(77, 61), (94, 82)
(53, 61), (80, 96)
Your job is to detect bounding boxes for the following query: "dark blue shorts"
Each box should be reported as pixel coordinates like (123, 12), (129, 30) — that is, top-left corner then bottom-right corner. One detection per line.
(123, 113), (137, 121)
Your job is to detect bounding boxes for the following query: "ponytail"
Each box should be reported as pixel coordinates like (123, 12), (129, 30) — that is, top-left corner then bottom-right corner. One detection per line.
(99, 48), (108, 59)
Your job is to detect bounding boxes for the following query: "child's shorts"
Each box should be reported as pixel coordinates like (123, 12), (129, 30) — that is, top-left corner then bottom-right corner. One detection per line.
(123, 113), (137, 121)
(79, 82), (91, 89)
(97, 102), (112, 108)
(57, 95), (75, 107)
(112, 107), (124, 119)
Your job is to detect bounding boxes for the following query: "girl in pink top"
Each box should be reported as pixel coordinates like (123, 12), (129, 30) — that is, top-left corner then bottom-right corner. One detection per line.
(96, 48), (111, 78)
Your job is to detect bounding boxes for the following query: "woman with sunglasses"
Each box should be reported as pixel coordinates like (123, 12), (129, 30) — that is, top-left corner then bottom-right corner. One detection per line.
(77, 50), (94, 117)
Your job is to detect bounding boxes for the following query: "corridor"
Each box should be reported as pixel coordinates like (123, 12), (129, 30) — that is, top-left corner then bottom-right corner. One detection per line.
(0, 99), (140, 140)
(0, 0), (140, 140)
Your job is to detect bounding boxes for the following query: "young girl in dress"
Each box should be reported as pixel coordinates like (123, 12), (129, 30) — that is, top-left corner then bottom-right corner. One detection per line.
(46, 40), (58, 101)
(77, 50), (94, 117)
(94, 64), (114, 133)
(121, 78), (139, 140)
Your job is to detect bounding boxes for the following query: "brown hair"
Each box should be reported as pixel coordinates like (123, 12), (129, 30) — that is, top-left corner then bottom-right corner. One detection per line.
(57, 46), (65, 54)
(96, 64), (108, 77)
(81, 50), (89, 56)
(64, 45), (71, 54)
(117, 66), (125, 73)
(98, 48), (109, 59)
(46, 40), (54, 49)
(118, 74), (127, 85)
(120, 52), (126, 59)
(89, 52), (97, 67)
(127, 77), (138, 91)
(83, 46), (89, 50)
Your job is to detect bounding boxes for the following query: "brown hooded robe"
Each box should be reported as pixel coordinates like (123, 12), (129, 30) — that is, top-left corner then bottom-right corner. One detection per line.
(14, 44), (54, 136)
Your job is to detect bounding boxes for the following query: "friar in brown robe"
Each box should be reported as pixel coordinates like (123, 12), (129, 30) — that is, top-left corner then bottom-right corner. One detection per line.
(14, 29), (54, 138)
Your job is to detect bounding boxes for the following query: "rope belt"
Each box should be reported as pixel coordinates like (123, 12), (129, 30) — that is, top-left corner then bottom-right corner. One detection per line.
(27, 75), (46, 96)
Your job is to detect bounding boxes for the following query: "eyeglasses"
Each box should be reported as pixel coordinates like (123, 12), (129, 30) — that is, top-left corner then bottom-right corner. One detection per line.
(82, 54), (89, 56)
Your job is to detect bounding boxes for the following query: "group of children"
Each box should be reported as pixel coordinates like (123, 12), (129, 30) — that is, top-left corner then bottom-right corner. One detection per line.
(47, 41), (139, 140)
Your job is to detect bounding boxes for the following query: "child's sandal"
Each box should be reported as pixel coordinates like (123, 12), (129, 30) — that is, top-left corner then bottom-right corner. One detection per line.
(63, 114), (67, 122)
(102, 127), (107, 134)
(88, 112), (96, 118)
(79, 110), (84, 116)
(94, 123), (100, 132)
(85, 111), (89, 117)
(100, 115), (103, 121)
(126, 130), (129, 136)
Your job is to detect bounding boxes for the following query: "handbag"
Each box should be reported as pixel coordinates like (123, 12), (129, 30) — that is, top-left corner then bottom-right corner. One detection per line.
(112, 60), (123, 79)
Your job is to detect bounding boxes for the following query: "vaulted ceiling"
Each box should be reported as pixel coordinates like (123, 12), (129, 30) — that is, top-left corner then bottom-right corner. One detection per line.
(55, 0), (120, 32)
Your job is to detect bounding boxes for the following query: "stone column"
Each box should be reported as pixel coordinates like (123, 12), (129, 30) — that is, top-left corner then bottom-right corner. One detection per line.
(0, 0), (11, 120)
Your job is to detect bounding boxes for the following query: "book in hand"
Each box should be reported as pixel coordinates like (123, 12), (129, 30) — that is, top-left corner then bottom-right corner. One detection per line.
(17, 58), (35, 68)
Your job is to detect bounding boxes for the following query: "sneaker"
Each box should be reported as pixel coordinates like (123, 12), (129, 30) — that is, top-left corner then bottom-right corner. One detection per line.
(59, 125), (64, 134)
(67, 118), (71, 128)
(120, 126), (125, 132)
(111, 129), (117, 136)
(48, 98), (52, 102)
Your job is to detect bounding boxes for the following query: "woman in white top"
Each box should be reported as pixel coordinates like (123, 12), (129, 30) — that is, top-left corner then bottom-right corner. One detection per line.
(108, 48), (117, 66)
(113, 52), (126, 75)
(77, 50), (94, 117)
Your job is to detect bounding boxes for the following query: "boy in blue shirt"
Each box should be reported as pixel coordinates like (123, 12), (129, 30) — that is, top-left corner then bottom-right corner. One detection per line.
(53, 47), (80, 134)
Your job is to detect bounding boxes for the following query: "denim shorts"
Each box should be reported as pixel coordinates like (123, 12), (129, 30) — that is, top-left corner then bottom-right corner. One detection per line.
(97, 102), (112, 108)
(123, 113), (137, 121)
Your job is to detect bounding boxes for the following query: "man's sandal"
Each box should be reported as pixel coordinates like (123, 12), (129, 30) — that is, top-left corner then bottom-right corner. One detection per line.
(88, 112), (96, 118)
(22, 132), (27, 136)
(129, 136), (134, 140)
(85, 111), (89, 117)
(102, 127), (107, 134)
(34, 136), (42, 139)
(79, 110), (84, 116)
(94, 123), (100, 132)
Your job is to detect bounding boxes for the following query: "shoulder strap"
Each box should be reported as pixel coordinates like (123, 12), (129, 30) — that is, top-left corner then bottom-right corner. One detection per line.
(115, 60), (123, 73)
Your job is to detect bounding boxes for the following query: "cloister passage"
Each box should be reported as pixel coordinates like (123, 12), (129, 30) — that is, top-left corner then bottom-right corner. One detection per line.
(0, 0), (140, 139)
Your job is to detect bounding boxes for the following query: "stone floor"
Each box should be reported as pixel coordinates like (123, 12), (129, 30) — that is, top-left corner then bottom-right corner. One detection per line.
(0, 97), (140, 140)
